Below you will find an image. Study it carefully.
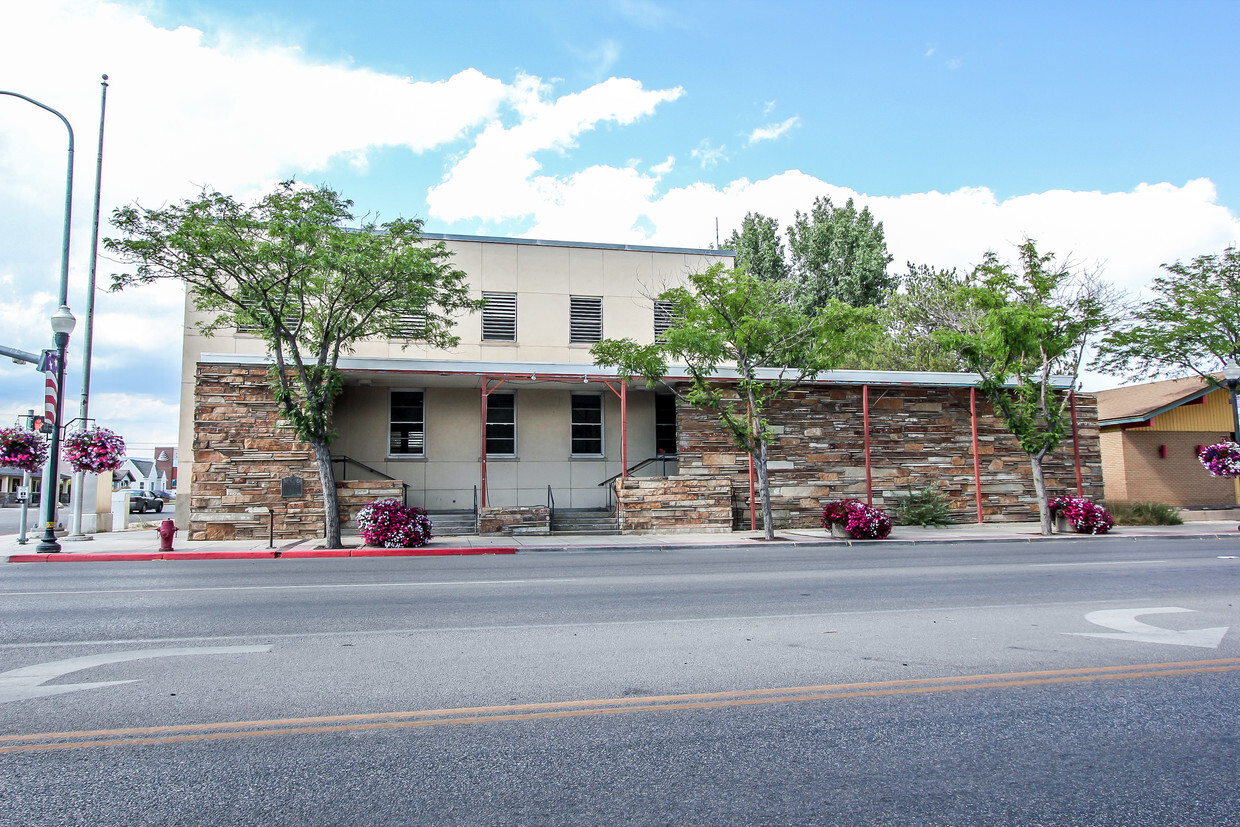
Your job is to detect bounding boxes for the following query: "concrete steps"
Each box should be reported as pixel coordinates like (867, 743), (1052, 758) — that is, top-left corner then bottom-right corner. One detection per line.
(425, 510), (478, 536)
(551, 508), (620, 535)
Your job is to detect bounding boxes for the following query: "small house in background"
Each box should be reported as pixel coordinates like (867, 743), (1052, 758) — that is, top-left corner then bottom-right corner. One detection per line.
(113, 456), (167, 492)
(1096, 375), (1240, 508)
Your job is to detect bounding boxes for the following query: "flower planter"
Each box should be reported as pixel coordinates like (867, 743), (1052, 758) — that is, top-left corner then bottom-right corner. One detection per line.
(1054, 514), (1070, 534)
(830, 523), (853, 540)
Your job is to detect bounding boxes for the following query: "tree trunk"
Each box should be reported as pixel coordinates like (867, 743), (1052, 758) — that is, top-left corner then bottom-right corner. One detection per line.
(756, 437), (775, 541)
(1030, 451), (1051, 536)
(311, 439), (342, 548)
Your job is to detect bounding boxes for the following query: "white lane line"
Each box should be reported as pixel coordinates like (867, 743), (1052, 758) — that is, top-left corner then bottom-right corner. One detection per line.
(0, 578), (578, 597)
(1030, 560), (1167, 568)
(0, 597), (1170, 650)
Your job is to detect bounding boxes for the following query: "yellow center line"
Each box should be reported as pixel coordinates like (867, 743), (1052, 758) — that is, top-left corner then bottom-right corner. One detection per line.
(4, 658), (1238, 754)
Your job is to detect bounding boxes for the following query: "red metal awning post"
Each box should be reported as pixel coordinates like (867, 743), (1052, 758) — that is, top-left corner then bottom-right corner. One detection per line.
(1070, 390), (1083, 496)
(971, 386), (983, 524)
(863, 384), (872, 506)
(600, 379), (628, 479)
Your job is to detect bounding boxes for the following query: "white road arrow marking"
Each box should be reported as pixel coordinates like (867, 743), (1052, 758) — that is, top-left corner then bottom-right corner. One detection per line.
(1066, 607), (1229, 649)
(0, 645), (272, 704)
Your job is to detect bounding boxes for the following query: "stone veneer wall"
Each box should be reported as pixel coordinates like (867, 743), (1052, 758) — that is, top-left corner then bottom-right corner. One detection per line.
(675, 384), (1103, 527)
(614, 475), (733, 534)
(191, 365), (402, 541)
(479, 505), (550, 535)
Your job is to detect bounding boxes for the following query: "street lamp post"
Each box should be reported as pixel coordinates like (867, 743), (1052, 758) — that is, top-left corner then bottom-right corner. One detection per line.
(1224, 355), (1240, 443)
(37, 306), (76, 553)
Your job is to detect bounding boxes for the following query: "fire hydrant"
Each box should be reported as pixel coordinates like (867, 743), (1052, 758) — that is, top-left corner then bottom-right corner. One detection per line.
(157, 518), (178, 551)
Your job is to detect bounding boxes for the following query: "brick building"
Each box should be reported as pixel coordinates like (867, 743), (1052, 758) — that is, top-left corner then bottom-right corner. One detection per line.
(177, 233), (1102, 540)
(1097, 375), (1240, 507)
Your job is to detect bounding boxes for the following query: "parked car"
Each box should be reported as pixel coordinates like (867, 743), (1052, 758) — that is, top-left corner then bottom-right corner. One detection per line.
(152, 489), (175, 503)
(125, 489), (164, 513)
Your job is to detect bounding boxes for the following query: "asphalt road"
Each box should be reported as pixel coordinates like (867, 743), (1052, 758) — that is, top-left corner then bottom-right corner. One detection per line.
(2, 538), (1238, 825)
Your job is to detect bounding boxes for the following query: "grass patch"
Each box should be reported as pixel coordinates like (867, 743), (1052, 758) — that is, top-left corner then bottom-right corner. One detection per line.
(1105, 501), (1184, 526)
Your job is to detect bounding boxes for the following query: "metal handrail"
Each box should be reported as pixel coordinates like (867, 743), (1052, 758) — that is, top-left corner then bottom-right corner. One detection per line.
(546, 484), (555, 528)
(473, 485), (479, 533)
(331, 454), (408, 506)
(597, 454), (679, 488)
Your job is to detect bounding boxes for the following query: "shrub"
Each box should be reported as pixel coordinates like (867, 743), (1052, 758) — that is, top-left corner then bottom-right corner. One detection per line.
(893, 483), (954, 526)
(822, 499), (893, 540)
(1049, 496), (1115, 534)
(0, 427), (48, 474)
(356, 498), (434, 548)
(1105, 501), (1183, 526)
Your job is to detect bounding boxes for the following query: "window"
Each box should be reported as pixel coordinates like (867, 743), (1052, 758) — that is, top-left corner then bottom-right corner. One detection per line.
(655, 393), (677, 455)
(395, 312), (426, 339)
(485, 392), (516, 455)
(571, 394), (603, 455)
(570, 296), (603, 343)
(654, 300), (674, 340)
(482, 292), (517, 341)
(389, 391), (425, 456)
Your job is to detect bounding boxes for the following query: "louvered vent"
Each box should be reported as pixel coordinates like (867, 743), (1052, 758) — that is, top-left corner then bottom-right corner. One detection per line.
(654, 300), (674, 339)
(569, 296), (603, 343)
(482, 292), (517, 341)
(395, 312), (427, 339)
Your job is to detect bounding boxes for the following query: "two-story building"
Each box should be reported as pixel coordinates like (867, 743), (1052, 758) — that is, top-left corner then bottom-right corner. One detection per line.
(177, 233), (1103, 540)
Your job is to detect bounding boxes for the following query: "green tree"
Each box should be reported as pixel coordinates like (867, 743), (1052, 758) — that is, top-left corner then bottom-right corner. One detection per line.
(1095, 246), (1240, 382)
(845, 264), (979, 371)
(591, 263), (876, 540)
(107, 182), (481, 548)
(933, 241), (1113, 535)
(787, 195), (894, 310)
(724, 212), (789, 282)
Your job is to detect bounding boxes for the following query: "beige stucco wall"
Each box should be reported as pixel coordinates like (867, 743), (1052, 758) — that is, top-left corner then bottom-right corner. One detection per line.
(330, 385), (660, 510)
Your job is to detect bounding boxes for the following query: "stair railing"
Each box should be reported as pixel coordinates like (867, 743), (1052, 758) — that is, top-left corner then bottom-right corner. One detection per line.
(331, 454), (409, 506)
(546, 485), (555, 530)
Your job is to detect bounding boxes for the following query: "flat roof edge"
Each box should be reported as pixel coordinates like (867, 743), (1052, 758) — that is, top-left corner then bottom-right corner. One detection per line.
(198, 354), (1073, 389)
(420, 232), (733, 257)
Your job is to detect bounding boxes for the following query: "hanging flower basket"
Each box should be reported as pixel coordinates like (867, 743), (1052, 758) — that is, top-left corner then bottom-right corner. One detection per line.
(821, 499), (892, 540)
(356, 498), (434, 548)
(0, 427), (49, 474)
(62, 427), (126, 474)
(1048, 496), (1114, 535)
(1198, 441), (1240, 479)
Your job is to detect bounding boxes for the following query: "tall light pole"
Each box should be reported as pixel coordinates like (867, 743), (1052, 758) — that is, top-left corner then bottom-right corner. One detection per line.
(69, 74), (110, 540)
(38, 306), (76, 553)
(1, 89), (76, 552)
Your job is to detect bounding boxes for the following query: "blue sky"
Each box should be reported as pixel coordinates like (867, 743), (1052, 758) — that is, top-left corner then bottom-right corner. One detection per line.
(2, 0), (1239, 452)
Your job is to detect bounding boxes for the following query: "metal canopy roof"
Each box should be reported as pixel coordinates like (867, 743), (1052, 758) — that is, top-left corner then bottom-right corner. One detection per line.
(201, 353), (1073, 390)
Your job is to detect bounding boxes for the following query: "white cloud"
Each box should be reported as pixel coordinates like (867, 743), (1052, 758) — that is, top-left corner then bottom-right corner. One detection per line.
(650, 155), (676, 175)
(747, 116), (801, 145)
(426, 76), (683, 222)
(690, 140), (727, 169)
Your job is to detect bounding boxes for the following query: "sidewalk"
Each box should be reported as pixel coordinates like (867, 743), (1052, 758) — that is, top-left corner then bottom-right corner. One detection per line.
(4, 519), (1237, 562)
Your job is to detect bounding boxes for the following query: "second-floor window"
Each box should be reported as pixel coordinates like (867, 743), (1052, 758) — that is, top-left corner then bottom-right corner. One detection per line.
(395, 312), (426, 339)
(482, 292), (517, 341)
(569, 296), (603, 343)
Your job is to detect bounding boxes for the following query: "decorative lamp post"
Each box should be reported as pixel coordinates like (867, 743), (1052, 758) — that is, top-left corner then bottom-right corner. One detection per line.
(37, 305), (76, 553)
(1224, 355), (1240, 443)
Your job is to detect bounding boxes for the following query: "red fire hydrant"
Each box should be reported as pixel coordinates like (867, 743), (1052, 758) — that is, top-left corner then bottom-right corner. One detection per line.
(158, 519), (178, 551)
